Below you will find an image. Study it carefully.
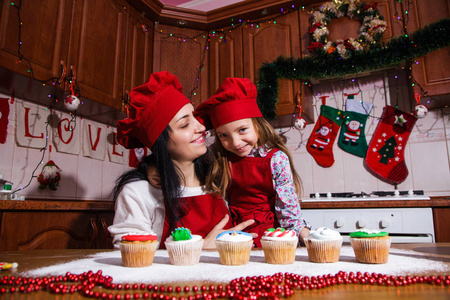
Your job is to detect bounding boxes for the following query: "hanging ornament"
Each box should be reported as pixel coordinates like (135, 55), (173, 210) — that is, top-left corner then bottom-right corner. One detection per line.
(414, 104), (428, 119)
(413, 92), (427, 119)
(37, 160), (62, 191)
(64, 65), (80, 111)
(294, 91), (307, 130)
(64, 94), (80, 111)
(294, 117), (307, 130)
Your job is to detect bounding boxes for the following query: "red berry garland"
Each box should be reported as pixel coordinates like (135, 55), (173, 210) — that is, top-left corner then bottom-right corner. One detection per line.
(0, 270), (449, 299)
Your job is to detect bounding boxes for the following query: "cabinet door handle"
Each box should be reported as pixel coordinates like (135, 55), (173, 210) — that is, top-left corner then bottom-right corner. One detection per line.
(100, 217), (112, 249)
(89, 218), (98, 249)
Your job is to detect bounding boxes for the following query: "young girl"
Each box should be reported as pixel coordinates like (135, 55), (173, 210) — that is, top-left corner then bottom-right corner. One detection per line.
(194, 78), (310, 247)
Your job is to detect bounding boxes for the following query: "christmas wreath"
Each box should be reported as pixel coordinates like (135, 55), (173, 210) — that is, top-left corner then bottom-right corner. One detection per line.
(308, 0), (387, 59)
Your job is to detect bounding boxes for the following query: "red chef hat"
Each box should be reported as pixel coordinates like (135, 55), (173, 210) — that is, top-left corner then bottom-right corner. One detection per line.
(194, 78), (262, 130)
(117, 71), (191, 149)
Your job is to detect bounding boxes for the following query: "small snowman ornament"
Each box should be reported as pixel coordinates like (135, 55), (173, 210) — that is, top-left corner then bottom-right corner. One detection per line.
(64, 94), (81, 111)
(294, 117), (307, 130)
(414, 104), (428, 119)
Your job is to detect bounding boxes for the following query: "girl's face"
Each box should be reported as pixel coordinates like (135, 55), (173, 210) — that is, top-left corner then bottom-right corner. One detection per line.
(215, 118), (258, 157)
(168, 104), (207, 163)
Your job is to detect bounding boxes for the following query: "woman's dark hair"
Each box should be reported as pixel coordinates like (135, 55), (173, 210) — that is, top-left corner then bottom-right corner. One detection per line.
(112, 125), (210, 232)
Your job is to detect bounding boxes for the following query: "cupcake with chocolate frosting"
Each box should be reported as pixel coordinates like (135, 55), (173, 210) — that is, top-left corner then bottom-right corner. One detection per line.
(164, 227), (204, 265)
(304, 227), (343, 263)
(349, 229), (391, 264)
(260, 227), (298, 264)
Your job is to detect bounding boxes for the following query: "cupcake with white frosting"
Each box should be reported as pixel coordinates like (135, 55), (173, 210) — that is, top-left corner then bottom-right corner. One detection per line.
(304, 227), (343, 263)
(260, 227), (298, 264)
(164, 227), (204, 266)
(215, 231), (253, 265)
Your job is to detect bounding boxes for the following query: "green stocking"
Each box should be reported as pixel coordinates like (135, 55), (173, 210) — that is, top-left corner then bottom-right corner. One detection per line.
(338, 99), (373, 157)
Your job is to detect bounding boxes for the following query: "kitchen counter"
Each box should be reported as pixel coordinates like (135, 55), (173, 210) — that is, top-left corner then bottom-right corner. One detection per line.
(0, 244), (449, 300)
(1, 197), (449, 210)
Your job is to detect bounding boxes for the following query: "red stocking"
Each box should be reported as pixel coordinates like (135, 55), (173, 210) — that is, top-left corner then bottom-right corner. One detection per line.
(307, 105), (344, 168)
(365, 105), (417, 184)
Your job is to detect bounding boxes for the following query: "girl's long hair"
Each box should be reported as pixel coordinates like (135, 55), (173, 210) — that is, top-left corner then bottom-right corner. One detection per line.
(206, 117), (302, 200)
(113, 125), (210, 231)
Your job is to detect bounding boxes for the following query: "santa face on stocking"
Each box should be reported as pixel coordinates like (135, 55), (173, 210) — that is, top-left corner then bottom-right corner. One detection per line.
(310, 125), (332, 151)
(307, 105), (344, 168)
(343, 120), (362, 145)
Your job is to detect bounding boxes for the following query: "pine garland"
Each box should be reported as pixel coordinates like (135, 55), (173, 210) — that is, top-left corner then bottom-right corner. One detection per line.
(257, 18), (450, 120)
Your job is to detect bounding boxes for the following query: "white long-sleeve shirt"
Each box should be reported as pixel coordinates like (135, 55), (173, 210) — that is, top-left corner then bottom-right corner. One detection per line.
(108, 180), (209, 248)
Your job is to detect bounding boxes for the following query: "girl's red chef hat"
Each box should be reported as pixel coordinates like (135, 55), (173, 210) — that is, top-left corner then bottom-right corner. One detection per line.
(117, 71), (191, 149)
(194, 78), (262, 130)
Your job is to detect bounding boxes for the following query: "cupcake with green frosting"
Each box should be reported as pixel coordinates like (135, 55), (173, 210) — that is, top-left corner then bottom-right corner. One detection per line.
(349, 229), (391, 264)
(164, 227), (204, 265)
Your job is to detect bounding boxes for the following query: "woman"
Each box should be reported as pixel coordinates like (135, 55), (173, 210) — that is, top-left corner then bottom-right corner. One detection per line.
(108, 71), (254, 249)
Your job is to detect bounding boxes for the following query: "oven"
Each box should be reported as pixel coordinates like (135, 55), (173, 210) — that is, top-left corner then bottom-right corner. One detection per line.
(301, 190), (434, 243)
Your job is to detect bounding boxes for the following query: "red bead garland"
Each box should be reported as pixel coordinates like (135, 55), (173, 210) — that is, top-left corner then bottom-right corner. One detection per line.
(0, 270), (448, 299)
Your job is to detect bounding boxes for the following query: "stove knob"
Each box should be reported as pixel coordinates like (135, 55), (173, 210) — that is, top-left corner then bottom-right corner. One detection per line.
(380, 219), (391, 229)
(335, 218), (345, 228)
(356, 219), (366, 228)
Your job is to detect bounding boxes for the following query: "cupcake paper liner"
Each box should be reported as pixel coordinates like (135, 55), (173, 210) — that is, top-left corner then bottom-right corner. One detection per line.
(164, 239), (204, 266)
(350, 237), (391, 264)
(215, 240), (253, 265)
(260, 239), (298, 264)
(304, 237), (343, 263)
(119, 241), (158, 267)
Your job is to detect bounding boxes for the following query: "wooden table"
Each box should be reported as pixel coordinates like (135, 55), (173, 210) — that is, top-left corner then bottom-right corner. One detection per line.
(1, 243), (449, 299)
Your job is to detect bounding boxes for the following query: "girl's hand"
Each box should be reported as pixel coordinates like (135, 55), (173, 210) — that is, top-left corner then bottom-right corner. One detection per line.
(298, 227), (310, 246)
(202, 214), (257, 249)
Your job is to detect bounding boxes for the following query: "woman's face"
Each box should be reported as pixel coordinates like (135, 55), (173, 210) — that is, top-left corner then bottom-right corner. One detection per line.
(167, 104), (207, 164)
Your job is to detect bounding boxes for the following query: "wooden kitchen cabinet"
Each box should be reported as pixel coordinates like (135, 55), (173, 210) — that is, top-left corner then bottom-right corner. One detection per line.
(432, 207), (450, 243)
(152, 24), (209, 107)
(208, 10), (312, 123)
(208, 27), (244, 96)
(0, 210), (114, 251)
(68, 0), (154, 110)
(0, 0), (153, 111)
(242, 11), (302, 117)
(0, 0), (73, 84)
(409, 0), (450, 100)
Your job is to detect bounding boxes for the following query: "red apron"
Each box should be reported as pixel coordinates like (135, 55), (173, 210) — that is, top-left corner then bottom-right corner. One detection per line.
(161, 193), (232, 248)
(228, 149), (280, 247)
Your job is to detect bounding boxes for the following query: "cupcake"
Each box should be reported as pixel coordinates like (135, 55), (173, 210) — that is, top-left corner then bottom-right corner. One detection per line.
(303, 227), (343, 263)
(215, 231), (253, 265)
(260, 228), (298, 264)
(164, 227), (204, 266)
(119, 233), (158, 267)
(349, 229), (391, 264)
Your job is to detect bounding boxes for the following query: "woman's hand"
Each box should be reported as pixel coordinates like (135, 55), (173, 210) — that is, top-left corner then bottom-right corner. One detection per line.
(202, 214), (257, 249)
